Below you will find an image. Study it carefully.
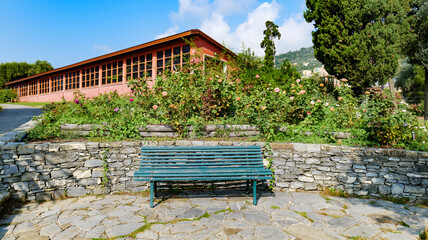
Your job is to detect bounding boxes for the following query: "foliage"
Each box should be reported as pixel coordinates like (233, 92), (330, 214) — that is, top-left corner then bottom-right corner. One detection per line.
(304, 0), (409, 95)
(25, 46), (427, 151)
(260, 21), (281, 69)
(275, 46), (323, 73)
(0, 88), (17, 102)
(395, 62), (426, 104)
(0, 60), (53, 88)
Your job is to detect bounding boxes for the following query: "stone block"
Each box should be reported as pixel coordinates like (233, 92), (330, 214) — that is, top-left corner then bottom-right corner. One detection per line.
(3, 164), (19, 175)
(36, 192), (52, 201)
(404, 185), (425, 194)
(290, 182), (304, 189)
(298, 176), (314, 182)
(78, 178), (99, 186)
(85, 159), (104, 167)
(270, 143), (294, 150)
(305, 158), (320, 165)
(54, 189), (66, 199)
(67, 187), (87, 197)
(304, 183), (318, 190)
(51, 169), (72, 178)
(391, 183), (404, 194)
(371, 178), (384, 185)
(337, 174), (357, 184)
(12, 182), (29, 192)
(176, 141), (193, 146)
(17, 145), (35, 155)
(3, 142), (23, 150)
(120, 148), (137, 154)
(21, 172), (40, 181)
(45, 152), (78, 164)
(158, 141), (175, 146)
(73, 169), (91, 179)
(378, 185), (390, 195)
(86, 142), (100, 149)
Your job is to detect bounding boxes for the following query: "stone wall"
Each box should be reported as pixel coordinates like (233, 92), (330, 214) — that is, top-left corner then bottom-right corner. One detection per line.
(0, 140), (427, 202)
(270, 143), (428, 201)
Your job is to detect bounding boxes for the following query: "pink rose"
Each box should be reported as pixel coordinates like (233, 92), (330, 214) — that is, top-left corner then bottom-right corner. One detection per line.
(290, 97), (294, 100)
(274, 88), (280, 93)
(129, 98), (133, 102)
(256, 75), (260, 78)
(162, 91), (167, 96)
(152, 105), (158, 110)
(296, 79), (301, 83)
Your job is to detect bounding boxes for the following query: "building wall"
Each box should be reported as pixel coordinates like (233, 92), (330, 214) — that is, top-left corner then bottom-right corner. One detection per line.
(13, 36), (228, 102)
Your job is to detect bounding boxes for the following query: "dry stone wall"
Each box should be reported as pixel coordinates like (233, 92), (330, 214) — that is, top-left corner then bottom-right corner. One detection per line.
(0, 141), (427, 202)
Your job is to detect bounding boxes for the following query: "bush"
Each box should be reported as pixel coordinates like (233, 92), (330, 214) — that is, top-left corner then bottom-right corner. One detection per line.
(0, 89), (17, 102)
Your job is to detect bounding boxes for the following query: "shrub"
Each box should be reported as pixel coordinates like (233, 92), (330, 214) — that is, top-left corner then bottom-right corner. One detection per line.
(0, 89), (17, 102)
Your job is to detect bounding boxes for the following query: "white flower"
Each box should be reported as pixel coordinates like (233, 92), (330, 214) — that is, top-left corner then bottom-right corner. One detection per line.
(402, 110), (407, 112)
(324, 102), (329, 106)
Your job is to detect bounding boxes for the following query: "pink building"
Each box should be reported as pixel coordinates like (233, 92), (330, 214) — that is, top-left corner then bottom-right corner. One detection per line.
(6, 30), (233, 102)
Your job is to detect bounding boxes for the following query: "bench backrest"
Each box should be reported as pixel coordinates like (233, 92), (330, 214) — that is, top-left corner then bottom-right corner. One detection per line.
(139, 146), (264, 169)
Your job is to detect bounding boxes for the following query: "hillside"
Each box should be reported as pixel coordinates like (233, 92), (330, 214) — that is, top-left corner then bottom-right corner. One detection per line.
(275, 46), (323, 73)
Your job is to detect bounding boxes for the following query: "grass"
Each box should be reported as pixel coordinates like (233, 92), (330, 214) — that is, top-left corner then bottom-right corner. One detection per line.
(294, 211), (314, 222)
(321, 187), (349, 198)
(1, 102), (50, 108)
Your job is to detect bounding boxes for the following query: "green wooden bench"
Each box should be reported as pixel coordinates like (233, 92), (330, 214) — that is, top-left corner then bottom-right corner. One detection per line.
(134, 146), (273, 208)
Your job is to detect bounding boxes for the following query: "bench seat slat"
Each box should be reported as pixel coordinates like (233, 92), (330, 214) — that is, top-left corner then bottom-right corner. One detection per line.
(139, 162), (262, 167)
(141, 146), (261, 150)
(136, 168), (270, 173)
(141, 154), (262, 159)
(141, 152), (261, 156)
(135, 176), (272, 181)
(140, 158), (262, 163)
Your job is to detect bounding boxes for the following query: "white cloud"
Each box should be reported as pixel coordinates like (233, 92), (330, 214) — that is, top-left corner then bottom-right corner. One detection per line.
(276, 15), (313, 53)
(93, 44), (112, 54)
(155, 25), (180, 39)
(161, 0), (314, 55)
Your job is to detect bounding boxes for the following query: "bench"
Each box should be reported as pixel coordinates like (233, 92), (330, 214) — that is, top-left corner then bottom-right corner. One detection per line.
(134, 146), (273, 208)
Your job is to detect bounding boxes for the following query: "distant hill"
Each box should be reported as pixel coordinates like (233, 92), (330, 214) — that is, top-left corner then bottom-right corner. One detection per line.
(275, 46), (323, 73)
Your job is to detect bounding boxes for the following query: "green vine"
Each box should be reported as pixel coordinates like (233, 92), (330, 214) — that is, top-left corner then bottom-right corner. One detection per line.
(101, 148), (109, 190)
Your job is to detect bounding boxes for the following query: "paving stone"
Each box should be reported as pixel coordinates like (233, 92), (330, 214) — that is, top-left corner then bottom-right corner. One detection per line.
(327, 217), (360, 229)
(177, 207), (205, 219)
(106, 222), (146, 238)
(285, 224), (335, 240)
(136, 230), (159, 240)
(83, 225), (106, 239)
(243, 210), (271, 224)
(51, 226), (79, 240)
(343, 224), (379, 238)
(39, 223), (62, 236)
(382, 232), (416, 240)
(16, 231), (49, 240)
(254, 226), (290, 239)
(13, 221), (34, 234)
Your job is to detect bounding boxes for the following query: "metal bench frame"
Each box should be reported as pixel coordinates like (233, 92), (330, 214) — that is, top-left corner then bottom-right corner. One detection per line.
(134, 146), (272, 208)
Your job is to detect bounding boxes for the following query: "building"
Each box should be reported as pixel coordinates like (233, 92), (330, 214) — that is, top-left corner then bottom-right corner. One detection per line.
(6, 29), (233, 102)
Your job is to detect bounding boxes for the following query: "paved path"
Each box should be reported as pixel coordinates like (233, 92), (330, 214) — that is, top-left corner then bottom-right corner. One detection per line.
(0, 191), (427, 240)
(0, 104), (42, 135)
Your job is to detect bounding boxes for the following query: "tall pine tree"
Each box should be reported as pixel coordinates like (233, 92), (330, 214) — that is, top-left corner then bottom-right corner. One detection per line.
(260, 21), (281, 69)
(304, 0), (409, 95)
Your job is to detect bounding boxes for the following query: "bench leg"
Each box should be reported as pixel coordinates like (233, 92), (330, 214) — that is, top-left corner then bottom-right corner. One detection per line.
(253, 180), (257, 205)
(150, 181), (154, 208)
(154, 182), (157, 198)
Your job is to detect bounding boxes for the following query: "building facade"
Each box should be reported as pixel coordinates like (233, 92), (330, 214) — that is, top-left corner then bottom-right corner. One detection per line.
(6, 30), (233, 102)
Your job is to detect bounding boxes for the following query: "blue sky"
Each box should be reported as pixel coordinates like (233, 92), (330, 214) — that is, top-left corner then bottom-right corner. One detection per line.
(0, 0), (313, 68)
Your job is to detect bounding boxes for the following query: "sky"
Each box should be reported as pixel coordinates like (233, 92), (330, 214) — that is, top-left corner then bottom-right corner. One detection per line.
(0, 0), (314, 69)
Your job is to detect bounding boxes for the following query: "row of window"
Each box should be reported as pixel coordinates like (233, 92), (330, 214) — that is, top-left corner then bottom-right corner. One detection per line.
(17, 44), (191, 97)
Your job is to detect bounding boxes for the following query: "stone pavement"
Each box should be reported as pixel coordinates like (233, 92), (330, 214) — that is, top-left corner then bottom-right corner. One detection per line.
(0, 191), (427, 240)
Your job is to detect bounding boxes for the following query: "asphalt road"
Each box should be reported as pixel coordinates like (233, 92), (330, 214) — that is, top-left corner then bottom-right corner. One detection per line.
(0, 104), (43, 134)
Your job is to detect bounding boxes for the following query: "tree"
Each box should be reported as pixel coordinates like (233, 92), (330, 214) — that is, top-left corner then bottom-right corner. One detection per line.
(304, 0), (409, 95)
(402, 0), (428, 120)
(0, 60), (53, 88)
(260, 21), (281, 69)
(395, 61), (425, 104)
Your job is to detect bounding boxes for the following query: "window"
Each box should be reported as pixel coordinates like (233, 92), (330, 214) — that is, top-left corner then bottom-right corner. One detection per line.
(82, 66), (99, 88)
(29, 81), (38, 95)
(65, 71), (80, 90)
(39, 78), (49, 94)
(102, 60), (123, 85)
(52, 75), (63, 92)
(20, 83), (28, 97)
(126, 53), (153, 80)
(157, 44), (190, 75)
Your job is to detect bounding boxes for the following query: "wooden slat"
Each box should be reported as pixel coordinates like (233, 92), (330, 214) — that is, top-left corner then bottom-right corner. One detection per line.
(140, 158), (262, 163)
(135, 176), (272, 181)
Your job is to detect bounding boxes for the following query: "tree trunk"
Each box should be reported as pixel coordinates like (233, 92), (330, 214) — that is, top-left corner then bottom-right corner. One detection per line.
(389, 78), (397, 110)
(424, 67), (427, 121)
